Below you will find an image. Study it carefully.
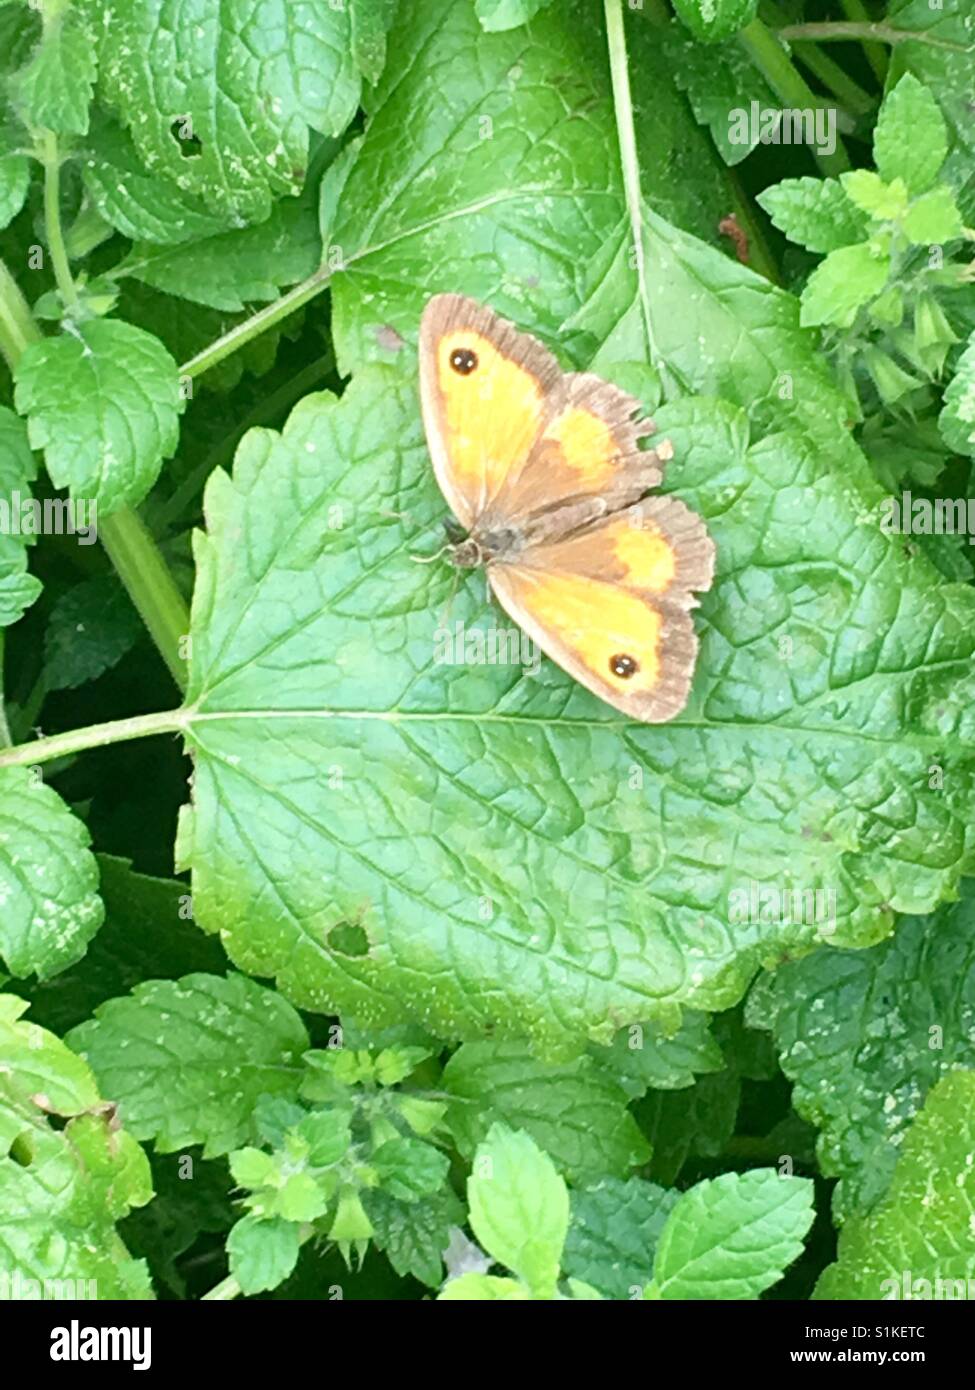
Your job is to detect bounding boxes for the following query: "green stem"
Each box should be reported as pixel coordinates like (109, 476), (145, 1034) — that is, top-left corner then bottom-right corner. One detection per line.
(778, 22), (971, 54)
(737, 19), (851, 177)
(0, 257), (42, 367)
(41, 130), (79, 314)
(603, 0), (680, 397)
(0, 707), (185, 769)
(839, 0), (887, 81)
(98, 510), (190, 690)
(789, 41), (877, 120)
(181, 266), (331, 381)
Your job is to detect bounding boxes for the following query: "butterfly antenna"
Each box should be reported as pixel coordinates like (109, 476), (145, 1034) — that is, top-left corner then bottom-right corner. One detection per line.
(410, 543), (452, 564)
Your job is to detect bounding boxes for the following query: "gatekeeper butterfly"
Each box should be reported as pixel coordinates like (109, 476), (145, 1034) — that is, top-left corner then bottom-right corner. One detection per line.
(419, 294), (715, 722)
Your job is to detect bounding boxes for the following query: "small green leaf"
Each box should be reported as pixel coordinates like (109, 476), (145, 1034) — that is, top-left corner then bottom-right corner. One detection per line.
(121, 190), (322, 312)
(840, 170), (908, 221)
(873, 72), (948, 195)
(652, 1170), (814, 1299)
(940, 330), (975, 457)
(467, 1124), (568, 1297)
(444, 1041), (650, 1183)
(43, 573), (142, 691)
(0, 154), (28, 230)
(367, 1186), (463, 1287)
(10, 10), (95, 135)
(901, 185), (964, 246)
(295, 1110), (352, 1167)
(0, 996), (153, 1300)
(563, 1177), (679, 1299)
(227, 1214), (300, 1295)
(372, 1137), (450, 1202)
(14, 320), (182, 514)
(757, 176), (868, 253)
(0, 769), (103, 980)
(66, 973), (309, 1156)
(671, 0), (757, 43)
(475, 0), (554, 31)
(0, 404), (42, 627)
(438, 1272), (532, 1299)
(799, 243), (890, 328)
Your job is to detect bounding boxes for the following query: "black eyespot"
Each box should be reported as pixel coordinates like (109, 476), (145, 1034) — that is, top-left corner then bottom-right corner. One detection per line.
(450, 347), (478, 375)
(610, 653), (639, 679)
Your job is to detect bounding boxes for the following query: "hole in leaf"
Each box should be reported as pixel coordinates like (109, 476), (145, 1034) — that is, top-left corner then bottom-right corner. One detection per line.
(170, 118), (202, 157)
(327, 922), (369, 957)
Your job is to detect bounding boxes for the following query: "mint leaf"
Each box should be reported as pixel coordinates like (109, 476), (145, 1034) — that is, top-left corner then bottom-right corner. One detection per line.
(439, 1272), (532, 1299)
(940, 330), (975, 457)
(14, 320), (182, 514)
(649, 1170), (814, 1299)
(367, 1187), (463, 1287)
(350, 0), (398, 84)
(563, 1177), (679, 1299)
(800, 242), (890, 328)
(476, 0), (553, 31)
(23, 854), (228, 1037)
(671, 0), (757, 44)
(665, 22), (778, 167)
(372, 1137), (450, 1202)
(227, 1214), (300, 1295)
(747, 884), (975, 1217)
(0, 768), (103, 980)
(176, 363), (975, 1048)
(81, 116), (234, 245)
(43, 573), (142, 690)
(758, 176), (868, 253)
(10, 9), (95, 136)
(0, 153), (28, 230)
(886, 1), (974, 200)
(66, 973), (309, 1156)
(97, 0), (361, 221)
(873, 72), (948, 197)
(840, 170), (909, 221)
(444, 1042), (649, 1182)
(589, 1013), (723, 1097)
(0, 996), (153, 1300)
(121, 188), (321, 311)
(815, 1073), (975, 1299)
(901, 185), (964, 246)
(466, 1124), (568, 1296)
(0, 404), (42, 626)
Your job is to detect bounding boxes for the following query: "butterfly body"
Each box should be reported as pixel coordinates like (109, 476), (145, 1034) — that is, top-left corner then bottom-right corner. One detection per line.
(419, 294), (715, 722)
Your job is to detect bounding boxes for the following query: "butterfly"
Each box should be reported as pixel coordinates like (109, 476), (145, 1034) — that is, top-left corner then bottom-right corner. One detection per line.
(418, 294), (715, 722)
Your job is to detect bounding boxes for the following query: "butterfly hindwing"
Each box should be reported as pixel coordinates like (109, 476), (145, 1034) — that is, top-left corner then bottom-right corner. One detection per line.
(487, 497), (715, 722)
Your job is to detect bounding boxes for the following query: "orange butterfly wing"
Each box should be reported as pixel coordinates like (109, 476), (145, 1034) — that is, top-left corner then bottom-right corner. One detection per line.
(419, 295), (665, 529)
(418, 294), (715, 722)
(488, 498), (715, 722)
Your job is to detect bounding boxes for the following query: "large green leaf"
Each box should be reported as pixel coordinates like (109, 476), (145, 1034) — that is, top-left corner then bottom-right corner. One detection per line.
(748, 883), (975, 1218)
(0, 996), (153, 1299)
(93, 0), (362, 222)
(172, 0), (975, 1053)
(815, 1072), (975, 1299)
